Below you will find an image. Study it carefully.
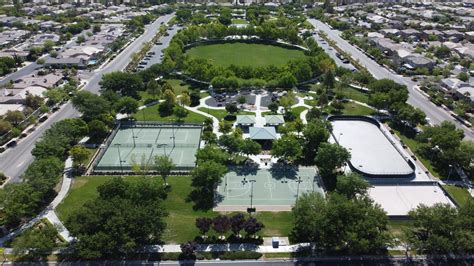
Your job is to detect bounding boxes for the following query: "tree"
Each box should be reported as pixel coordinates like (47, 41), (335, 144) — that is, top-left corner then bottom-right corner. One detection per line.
(93, 24), (101, 33)
(335, 173), (369, 200)
(70, 145), (89, 169)
(154, 155), (174, 185)
(66, 178), (167, 259)
(87, 120), (109, 141)
(290, 192), (390, 254)
(179, 91), (191, 107)
(218, 120), (233, 134)
(271, 135), (302, 163)
(268, 101), (279, 114)
(146, 80), (161, 100)
(230, 213), (246, 237)
(323, 70), (335, 91)
(0, 119), (12, 135)
(213, 215), (231, 239)
(405, 201), (474, 255)
(302, 120), (330, 163)
(162, 89), (177, 109)
(195, 217), (213, 237)
(225, 103), (239, 116)
(457, 72), (469, 82)
(12, 221), (58, 259)
(180, 241), (198, 257)
(173, 106), (188, 122)
(0, 183), (42, 226)
(99, 72), (144, 99)
(196, 145), (229, 164)
(191, 161), (227, 193)
(72, 91), (110, 122)
(315, 143), (351, 177)
(218, 134), (243, 156)
(240, 139), (261, 158)
(25, 94), (44, 109)
(243, 217), (264, 238)
(114, 96), (139, 115)
(368, 79), (409, 112)
(4, 110), (25, 126)
(44, 88), (67, 106)
(306, 108), (321, 121)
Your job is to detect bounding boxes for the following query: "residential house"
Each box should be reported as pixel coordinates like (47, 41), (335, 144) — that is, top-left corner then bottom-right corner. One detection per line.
(443, 30), (465, 42)
(404, 55), (436, 70)
(400, 29), (422, 41)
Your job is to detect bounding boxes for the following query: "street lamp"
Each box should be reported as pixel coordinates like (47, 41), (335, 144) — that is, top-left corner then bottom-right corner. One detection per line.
(337, 133), (343, 144)
(247, 180), (256, 214)
(115, 144), (125, 175)
(131, 127), (138, 148)
(447, 164), (453, 182)
(296, 176), (303, 202)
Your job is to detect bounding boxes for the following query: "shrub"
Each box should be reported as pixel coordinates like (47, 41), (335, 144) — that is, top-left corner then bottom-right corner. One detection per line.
(218, 251), (262, 260)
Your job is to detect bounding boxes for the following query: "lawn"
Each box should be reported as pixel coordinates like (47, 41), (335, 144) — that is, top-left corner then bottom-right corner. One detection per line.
(197, 107), (254, 121)
(339, 86), (369, 104)
(134, 104), (208, 123)
(232, 19), (248, 24)
(291, 106), (308, 117)
(341, 102), (374, 116)
(56, 175), (294, 244)
(442, 185), (472, 207)
(388, 220), (414, 238)
(185, 42), (307, 68)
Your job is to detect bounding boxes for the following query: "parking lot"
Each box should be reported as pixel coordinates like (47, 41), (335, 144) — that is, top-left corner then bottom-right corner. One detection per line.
(138, 26), (182, 70)
(312, 33), (357, 72)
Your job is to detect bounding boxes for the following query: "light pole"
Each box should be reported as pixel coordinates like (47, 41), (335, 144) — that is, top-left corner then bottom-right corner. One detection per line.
(447, 164), (453, 182)
(248, 180), (256, 213)
(296, 176), (303, 202)
(115, 143), (125, 175)
(337, 133), (343, 144)
(131, 127), (138, 148)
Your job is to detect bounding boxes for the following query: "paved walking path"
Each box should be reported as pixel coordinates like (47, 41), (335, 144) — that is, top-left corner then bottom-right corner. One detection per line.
(0, 157), (74, 246)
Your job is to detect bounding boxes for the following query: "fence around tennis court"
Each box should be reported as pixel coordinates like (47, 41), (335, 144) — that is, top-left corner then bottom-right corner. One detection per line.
(89, 121), (203, 175)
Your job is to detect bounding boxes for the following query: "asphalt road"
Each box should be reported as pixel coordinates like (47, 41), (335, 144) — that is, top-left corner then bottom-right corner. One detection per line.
(0, 13), (175, 183)
(308, 19), (473, 140)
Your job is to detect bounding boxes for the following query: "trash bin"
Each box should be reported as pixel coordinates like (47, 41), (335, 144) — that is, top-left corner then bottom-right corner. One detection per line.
(272, 237), (279, 248)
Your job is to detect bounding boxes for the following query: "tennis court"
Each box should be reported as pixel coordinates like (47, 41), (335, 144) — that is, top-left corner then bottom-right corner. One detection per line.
(214, 166), (324, 211)
(94, 122), (203, 173)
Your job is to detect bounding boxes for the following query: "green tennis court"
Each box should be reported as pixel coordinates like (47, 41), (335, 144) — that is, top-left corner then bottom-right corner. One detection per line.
(94, 122), (202, 173)
(215, 166), (324, 210)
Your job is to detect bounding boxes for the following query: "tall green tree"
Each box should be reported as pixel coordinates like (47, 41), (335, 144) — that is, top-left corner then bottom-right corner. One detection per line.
(66, 178), (167, 259)
(154, 155), (175, 185)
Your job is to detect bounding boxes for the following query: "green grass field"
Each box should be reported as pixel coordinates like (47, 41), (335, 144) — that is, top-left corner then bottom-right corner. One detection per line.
(197, 107), (254, 121)
(232, 19), (248, 24)
(186, 43), (307, 68)
(442, 185), (472, 207)
(134, 104), (208, 123)
(341, 102), (374, 116)
(56, 175), (293, 244)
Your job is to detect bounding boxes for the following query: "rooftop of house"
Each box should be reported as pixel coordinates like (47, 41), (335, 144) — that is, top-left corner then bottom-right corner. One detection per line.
(264, 115), (285, 125)
(249, 127), (277, 140)
(236, 115), (256, 125)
